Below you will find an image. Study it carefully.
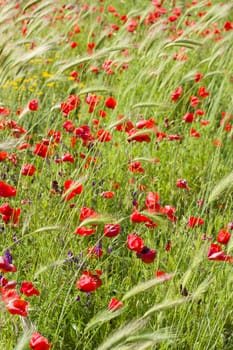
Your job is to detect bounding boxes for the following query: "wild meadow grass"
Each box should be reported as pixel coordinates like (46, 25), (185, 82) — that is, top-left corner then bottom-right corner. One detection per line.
(0, 0), (233, 349)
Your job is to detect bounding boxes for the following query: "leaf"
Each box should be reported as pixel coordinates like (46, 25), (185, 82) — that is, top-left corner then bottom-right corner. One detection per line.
(108, 116), (129, 130)
(32, 225), (62, 234)
(14, 332), (33, 350)
(77, 215), (114, 228)
(0, 138), (25, 151)
(79, 87), (112, 95)
(143, 278), (209, 318)
(131, 102), (170, 110)
(208, 171), (233, 203)
(3, 226), (62, 254)
(13, 43), (54, 66)
(143, 297), (191, 318)
(34, 259), (66, 278)
(122, 276), (173, 301)
(85, 308), (126, 332)
(113, 328), (176, 350)
(127, 129), (155, 141)
(23, 0), (43, 12)
(57, 46), (129, 74)
(181, 246), (207, 288)
(131, 157), (159, 163)
(164, 39), (202, 49)
(97, 318), (149, 350)
(140, 211), (166, 226)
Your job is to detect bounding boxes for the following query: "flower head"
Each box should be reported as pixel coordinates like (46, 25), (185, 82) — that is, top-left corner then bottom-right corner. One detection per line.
(0, 181), (17, 198)
(76, 271), (102, 292)
(108, 298), (123, 311)
(29, 332), (51, 350)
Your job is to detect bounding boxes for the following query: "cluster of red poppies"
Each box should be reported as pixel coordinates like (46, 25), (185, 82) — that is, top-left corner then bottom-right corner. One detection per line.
(0, 253), (50, 349)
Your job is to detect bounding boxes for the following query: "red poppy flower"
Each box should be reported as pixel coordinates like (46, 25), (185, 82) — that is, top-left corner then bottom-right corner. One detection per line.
(63, 180), (83, 201)
(108, 5), (116, 13)
(127, 233), (144, 253)
(20, 281), (40, 297)
(79, 207), (97, 221)
(71, 70), (79, 79)
(156, 132), (167, 141)
(6, 298), (29, 317)
(145, 192), (160, 211)
(17, 143), (31, 150)
(128, 161), (144, 173)
(75, 227), (96, 236)
(61, 95), (80, 116)
(198, 87), (209, 98)
(75, 126), (94, 143)
(63, 120), (75, 132)
(0, 181), (17, 198)
(197, 199), (204, 206)
(22, 164), (36, 176)
(47, 130), (62, 143)
(97, 129), (112, 142)
(108, 298), (123, 311)
(155, 271), (173, 282)
(194, 72), (203, 82)
(217, 229), (231, 245)
(100, 191), (115, 198)
(183, 113), (194, 123)
(164, 240), (172, 251)
(99, 110), (107, 118)
(167, 134), (182, 141)
(0, 203), (13, 216)
(116, 116), (134, 132)
(2, 208), (20, 225)
(0, 152), (8, 161)
(33, 143), (48, 158)
(70, 41), (78, 48)
(22, 26), (27, 36)
(171, 86), (183, 101)
(74, 24), (80, 33)
(200, 120), (209, 126)
(0, 107), (11, 116)
(76, 270), (102, 292)
(163, 205), (177, 221)
(137, 247), (156, 264)
(87, 246), (103, 258)
(196, 109), (205, 116)
(136, 118), (156, 129)
(213, 139), (222, 147)
(169, 14), (178, 21)
(0, 256), (17, 273)
(104, 224), (121, 237)
(176, 179), (189, 190)
(0, 277), (16, 290)
(190, 96), (199, 107)
(1, 288), (20, 303)
(105, 97), (117, 109)
(188, 216), (204, 227)
(86, 94), (99, 113)
(224, 21), (233, 31)
(127, 19), (138, 32)
(29, 332), (51, 350)
(62, 153), (74, 163)
(130, 209), (150, 223)
(207, 243), (229, 261)
(28, 99), (38, 111)
(190, 128), (200, 138)
(127, 129), (151, 143)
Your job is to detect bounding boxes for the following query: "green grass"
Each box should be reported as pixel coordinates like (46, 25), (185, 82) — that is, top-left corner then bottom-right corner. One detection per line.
(0, 0), (233, 349)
